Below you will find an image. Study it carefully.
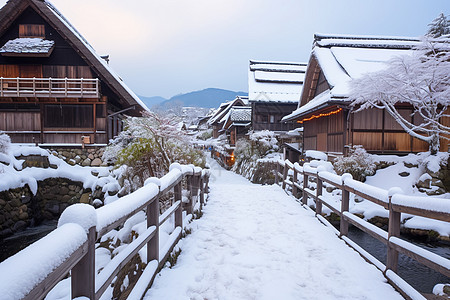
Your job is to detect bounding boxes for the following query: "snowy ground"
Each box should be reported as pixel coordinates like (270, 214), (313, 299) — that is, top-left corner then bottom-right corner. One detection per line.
(144, 158), (402, 300)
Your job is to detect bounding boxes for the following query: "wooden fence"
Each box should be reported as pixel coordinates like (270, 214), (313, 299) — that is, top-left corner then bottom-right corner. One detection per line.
(1, 163), (209, 300)
(276, 159), (450, 300)
(0, 77), (99, 98)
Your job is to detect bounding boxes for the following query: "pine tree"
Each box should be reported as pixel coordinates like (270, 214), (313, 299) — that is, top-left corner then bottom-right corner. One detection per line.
(427, 13), (450, 37)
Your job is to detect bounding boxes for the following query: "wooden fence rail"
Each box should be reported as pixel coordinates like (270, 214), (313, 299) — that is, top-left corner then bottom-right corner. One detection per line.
(276, 158), (450, 300)
(0, 163), (209, 300)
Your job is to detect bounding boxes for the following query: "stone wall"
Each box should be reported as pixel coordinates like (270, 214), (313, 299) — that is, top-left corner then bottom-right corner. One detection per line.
(0, 178), (99, 238)
(47, 147), (106, 167)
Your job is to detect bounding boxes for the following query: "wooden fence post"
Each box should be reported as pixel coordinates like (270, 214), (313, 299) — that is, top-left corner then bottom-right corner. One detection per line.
(199, 176), (204, 210)
(292, 167), (298, 198)
(316, 177), (323, 215)
(185, 175), (193, 215)
(174, 182), (182, 228)
(147, 196), (159, 262)
(302, 172), (309, 205)
(192, 175), (200, 211)
(282, 163), (288, 190)
(386, 196), (401, 273)
(71, 226), (96, 299)
(203, 175), (209, 204)
(275, 162), (280, 185)
(340, 185), (350, 237)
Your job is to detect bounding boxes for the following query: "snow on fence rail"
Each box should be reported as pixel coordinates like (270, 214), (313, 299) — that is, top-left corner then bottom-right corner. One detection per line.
(0, 163), (210, 300)
(275, 159), (450, 300)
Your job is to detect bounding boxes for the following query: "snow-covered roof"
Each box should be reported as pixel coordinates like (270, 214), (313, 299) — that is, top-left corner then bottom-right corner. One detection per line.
(282, 34), (418, 121)
(230, 107), (251, 122)
(0, 38), (54, 55)
(248, 60), (306, 103)
(208, 96), (246, 125)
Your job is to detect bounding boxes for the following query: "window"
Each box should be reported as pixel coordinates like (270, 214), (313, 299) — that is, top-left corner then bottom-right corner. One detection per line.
(19, 24), (45, 38)
(44, 104), (93, 128)
(269, 115), (275, 123)
(96, 104), (106, 118)
(260, 114), (268, 123)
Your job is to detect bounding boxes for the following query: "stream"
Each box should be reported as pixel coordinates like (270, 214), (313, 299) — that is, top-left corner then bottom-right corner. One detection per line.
(0, 220), (57, 263)
(347, 226), (450, 294)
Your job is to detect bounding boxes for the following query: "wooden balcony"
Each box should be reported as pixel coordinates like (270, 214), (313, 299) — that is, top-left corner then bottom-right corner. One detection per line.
(0, 77), (99, 99)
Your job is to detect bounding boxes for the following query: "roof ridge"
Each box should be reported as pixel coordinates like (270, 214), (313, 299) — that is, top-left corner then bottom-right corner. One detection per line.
(314, 33), (420, 42)
(249, 59), (308, 66)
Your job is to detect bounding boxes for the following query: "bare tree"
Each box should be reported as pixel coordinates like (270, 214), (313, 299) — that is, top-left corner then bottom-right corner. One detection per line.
(348, 36), (450, 155)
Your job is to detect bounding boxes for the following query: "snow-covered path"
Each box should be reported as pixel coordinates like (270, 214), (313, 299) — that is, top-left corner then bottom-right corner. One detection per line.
(144, 159), (403, 300)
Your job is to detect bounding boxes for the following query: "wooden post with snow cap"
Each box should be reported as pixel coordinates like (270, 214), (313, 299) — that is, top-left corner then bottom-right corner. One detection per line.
(292, 163), (298, 198)
(275, 161), (280, 185)
(147, 178), (160, 263)
(302, 168), (309, 205)
(199, 176), (204, 210)
(386, 188), (402, 273)
(282, 161), (288, 190)
(316, 176), (323, 215)
(170, 163), (183, 228)
(191, 166), (201, 212)
(340, 173), (352, 237)
(174, 181), (182, 228)
(59, 204), (97, 300)
(203, 169), (209, 204)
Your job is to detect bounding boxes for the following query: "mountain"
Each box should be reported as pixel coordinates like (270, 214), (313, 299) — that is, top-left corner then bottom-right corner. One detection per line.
(139, 88), (247, 109)
(138, 95), (167, 109)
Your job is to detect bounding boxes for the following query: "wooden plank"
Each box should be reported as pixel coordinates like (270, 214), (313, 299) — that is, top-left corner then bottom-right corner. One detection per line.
(159, 175), (183, 196)
(389, 237), (450, 278)
(159, 201), (181, 226)
(344, 185), (389, 209)
(23, 241), (88, 300)
(95, 226), (156, 299)
(391, 204), (450, 223)
(319, 196), (341, 215)
(342, 212), (388, 245)
(97, 195), (158, 237)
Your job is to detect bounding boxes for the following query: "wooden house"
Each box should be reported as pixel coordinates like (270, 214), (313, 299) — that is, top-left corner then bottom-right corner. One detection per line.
(207, 96), (247, 138)
(0, 0), (147, 146)
(248, 60), (305, 133)
(221, 106), (252, 146)
(282, 34), (448, 155)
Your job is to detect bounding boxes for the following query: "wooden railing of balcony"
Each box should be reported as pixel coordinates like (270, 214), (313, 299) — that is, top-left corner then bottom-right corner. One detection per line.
(0, 77), (99, 99)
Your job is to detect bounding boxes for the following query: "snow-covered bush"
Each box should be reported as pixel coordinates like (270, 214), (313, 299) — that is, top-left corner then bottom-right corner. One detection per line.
(333, 145), (376, 182)
(103, 111), (205, 191)
(248, 130), (279, 157)
(197, 129), (213, 141)
(0, 133), (11, 154)
(232, 131), (280, 184)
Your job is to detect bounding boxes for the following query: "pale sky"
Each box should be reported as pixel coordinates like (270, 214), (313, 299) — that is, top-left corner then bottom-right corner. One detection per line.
(2, 0), (449, 98)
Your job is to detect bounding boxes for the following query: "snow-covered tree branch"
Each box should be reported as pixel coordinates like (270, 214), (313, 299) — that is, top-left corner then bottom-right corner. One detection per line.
(348, 35), (450, 155)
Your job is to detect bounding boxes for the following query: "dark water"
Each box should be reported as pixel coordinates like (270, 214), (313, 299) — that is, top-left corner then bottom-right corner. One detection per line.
(0, 220), (57, 262)
(347, 226), (450, 294)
